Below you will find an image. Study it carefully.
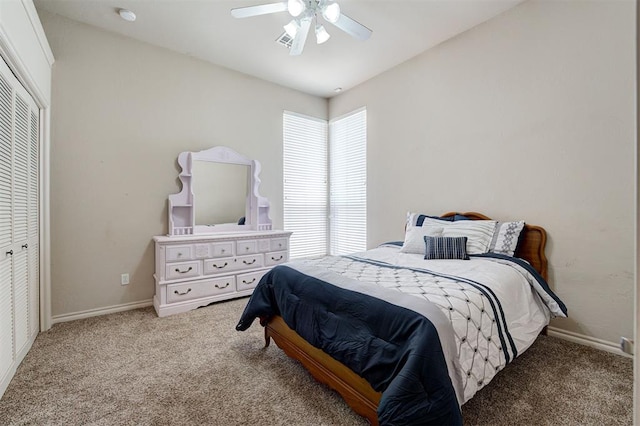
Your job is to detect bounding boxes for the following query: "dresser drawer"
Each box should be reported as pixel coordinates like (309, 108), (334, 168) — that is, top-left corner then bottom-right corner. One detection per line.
(211, 241), (234, 257)
(270, 238), (288, 252)
(166, 245), (193, 262)
(166, 261), (201, 280)
(265, 251), (288, 267)
(167, 276), (235, 303)
(203, 257), (235, 274)
(237, 240), (258, 255)
(236, 270), (268, 291)
(235, 253), (264, 271)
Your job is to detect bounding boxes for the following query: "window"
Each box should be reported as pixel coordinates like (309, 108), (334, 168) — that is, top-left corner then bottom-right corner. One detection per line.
(329, 108), (367, 255)
(283, 108), (366, 258)
(283, 111), (328, 259)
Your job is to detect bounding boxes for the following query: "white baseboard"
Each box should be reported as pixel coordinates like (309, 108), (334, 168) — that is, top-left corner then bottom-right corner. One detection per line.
(51, 299), (153, 324)
(547, 326), (632, 358)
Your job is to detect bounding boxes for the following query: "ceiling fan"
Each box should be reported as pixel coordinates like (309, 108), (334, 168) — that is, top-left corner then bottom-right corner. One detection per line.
(231, 0), (372, 56)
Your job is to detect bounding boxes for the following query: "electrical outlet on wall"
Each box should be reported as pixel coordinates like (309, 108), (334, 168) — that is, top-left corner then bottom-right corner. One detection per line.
(121, 273), (130, 286)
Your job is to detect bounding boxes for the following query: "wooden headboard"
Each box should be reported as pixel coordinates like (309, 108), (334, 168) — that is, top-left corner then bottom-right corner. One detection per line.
(440, 212), (548, 281)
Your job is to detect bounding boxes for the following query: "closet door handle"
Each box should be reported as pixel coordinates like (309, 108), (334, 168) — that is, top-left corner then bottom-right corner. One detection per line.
(215, 282), (230, 289)
(5, 250), (13, 256)
(242, 259), (256, 265)
(175, 267), (193, 274)
(21, 244), (28, 249)
(174, 288), (191, 296)
(212, 262), (228, 269)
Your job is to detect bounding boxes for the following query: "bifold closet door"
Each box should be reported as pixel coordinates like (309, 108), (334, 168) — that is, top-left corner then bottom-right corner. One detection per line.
(0, 60), (13, 385)
(0, 54), (39, 390)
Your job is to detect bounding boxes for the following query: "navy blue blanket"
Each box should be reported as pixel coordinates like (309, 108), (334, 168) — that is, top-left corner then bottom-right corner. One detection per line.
(236, 265), (462, 425)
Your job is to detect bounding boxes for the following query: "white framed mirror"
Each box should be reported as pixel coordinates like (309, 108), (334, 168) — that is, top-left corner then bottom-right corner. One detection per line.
(192, 161), (249, 227)
(167, 146), (272, 235)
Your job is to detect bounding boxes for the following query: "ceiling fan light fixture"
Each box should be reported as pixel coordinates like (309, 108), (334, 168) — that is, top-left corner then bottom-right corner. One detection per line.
(283, 20), (300, 38)
(322, 2), (340, 23)
(315, 24), (330, 44)
(287, 0), (306, 17)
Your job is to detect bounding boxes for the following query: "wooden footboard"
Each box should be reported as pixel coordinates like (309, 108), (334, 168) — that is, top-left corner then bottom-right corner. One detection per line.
(265, 316), (381, 425)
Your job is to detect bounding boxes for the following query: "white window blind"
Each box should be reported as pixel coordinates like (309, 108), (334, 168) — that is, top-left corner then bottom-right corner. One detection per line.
(329, 108), (367, 256)
(283, 111), (328, 259)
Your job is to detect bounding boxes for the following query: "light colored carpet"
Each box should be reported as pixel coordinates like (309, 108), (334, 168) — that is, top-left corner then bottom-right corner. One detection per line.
(0, 297), (632, 425)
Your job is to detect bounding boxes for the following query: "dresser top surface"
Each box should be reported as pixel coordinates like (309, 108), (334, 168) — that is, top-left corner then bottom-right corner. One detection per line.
(154, 230), (292, 244)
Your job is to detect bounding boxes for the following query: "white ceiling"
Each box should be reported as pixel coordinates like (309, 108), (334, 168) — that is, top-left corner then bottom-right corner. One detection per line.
(34, 0), (524, 98)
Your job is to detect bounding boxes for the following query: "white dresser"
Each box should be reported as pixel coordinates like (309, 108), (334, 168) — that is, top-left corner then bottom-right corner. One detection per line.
(153, 230), (292, 317)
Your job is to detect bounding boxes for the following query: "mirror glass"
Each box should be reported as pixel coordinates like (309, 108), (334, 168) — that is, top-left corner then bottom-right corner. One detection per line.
(192, 161), (249, 227)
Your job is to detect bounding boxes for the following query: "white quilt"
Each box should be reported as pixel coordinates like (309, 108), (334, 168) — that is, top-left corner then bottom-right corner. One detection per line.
(299, 244), (558, 404)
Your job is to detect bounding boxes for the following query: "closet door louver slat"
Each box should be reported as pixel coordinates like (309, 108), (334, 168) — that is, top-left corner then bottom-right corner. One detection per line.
(12, 94), (30, 354)
(13, 249), (28, 353)
(0, 71), (13, 383)
(13, 96), (28, 243)
(0, 74), (12, 250)
(28, 110), (38, 335)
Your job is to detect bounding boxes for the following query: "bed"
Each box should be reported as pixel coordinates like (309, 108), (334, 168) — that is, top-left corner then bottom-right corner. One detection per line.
(236, 212), (567, 425)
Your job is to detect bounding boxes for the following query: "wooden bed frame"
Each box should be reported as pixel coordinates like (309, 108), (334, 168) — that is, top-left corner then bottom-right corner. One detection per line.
(262, 212), (548, 425)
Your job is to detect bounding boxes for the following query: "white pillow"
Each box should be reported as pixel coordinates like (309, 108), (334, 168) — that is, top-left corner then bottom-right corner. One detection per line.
(488, 221), (525, 257)
(405, 211), (451, 230)
(401, 226), (444, 254)
(420, 217), (497, 255)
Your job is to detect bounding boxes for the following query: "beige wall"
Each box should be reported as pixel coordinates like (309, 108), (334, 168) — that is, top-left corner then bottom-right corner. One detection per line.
(330, 0), (636, 344)
(40, 12), (327, 317)
(42, 0), (636, 345)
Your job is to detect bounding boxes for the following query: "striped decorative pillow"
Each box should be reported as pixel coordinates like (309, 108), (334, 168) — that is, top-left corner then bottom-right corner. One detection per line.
(420, 217), (497, 255)
(424, 236), (469, 260)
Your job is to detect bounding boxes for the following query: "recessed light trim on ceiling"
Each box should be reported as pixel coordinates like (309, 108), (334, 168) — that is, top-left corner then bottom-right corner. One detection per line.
(118, 8), (136, 22)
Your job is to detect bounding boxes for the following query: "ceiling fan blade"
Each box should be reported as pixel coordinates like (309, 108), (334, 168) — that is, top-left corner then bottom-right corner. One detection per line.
(289, 18), (311, 56)
(231, 2), (288, 18)
(331, 13), (372, 41)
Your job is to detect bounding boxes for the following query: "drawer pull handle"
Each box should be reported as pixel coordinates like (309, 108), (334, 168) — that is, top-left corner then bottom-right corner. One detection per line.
(22, 244), (28, 249)
(212, 262), (228, 269)
(215, 283), (230, 289)
(271, 255), (284, 261)
(221, 249), (225, 253)
(278, 243), (283, 247)
(174, 288), (192, 296)
(243, 278), (256, 285)
(175, 267), (193, 274)
(5, 250), (13, 256)
(244, 247), (250, 251)
(243, 259), (256, 265)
